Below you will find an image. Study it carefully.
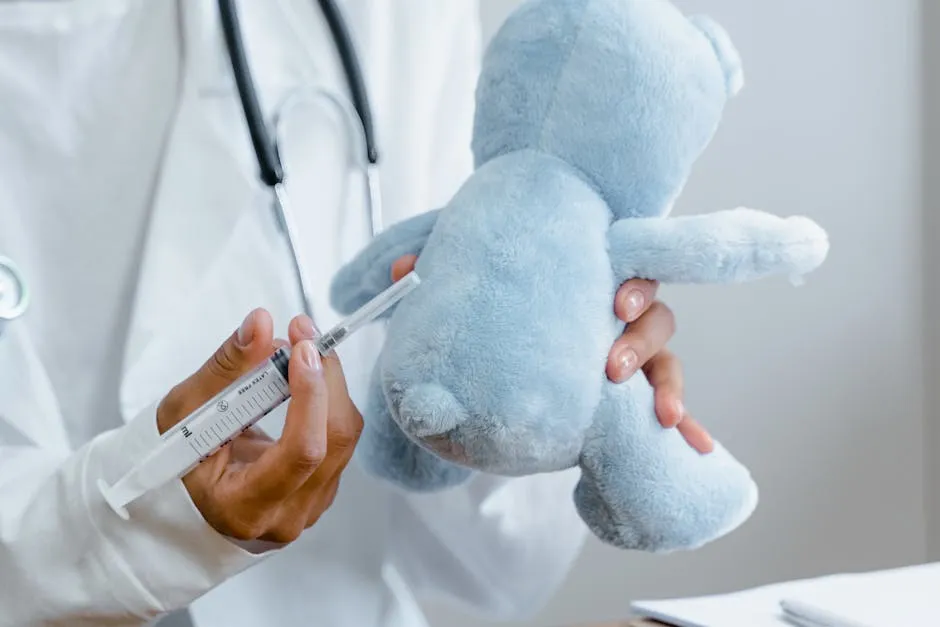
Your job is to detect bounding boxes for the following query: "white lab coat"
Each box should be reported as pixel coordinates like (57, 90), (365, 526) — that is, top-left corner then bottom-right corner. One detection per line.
(0, 1), (587, 626)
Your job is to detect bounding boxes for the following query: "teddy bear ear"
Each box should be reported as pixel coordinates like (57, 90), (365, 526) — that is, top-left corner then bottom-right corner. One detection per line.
(688, 14), (744, 98)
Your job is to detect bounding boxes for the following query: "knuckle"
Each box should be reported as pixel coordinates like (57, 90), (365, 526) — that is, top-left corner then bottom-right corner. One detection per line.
(348, 412), (365, 441)
(323, 480), (341, 509)
(661, 347), (680, 368)
(333, 412), (364, 451)
(267, 522), (304, 544)
(221, 515), (265, 541)
(305, 510), (325, 529)
(629, 336), (652, 361)
(648, 347), (675, 370)
(306, 484), (340, 526)
(207, 338), (244, 380)
(292, 446), (327, 473)
(157, 385), (185, 424)
(650, 301), (676, 335)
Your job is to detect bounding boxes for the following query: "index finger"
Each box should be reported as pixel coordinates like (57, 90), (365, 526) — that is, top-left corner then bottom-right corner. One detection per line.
(241, 340), (329, 503)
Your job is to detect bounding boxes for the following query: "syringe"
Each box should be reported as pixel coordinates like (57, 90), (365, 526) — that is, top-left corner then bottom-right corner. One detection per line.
(98, 272), (421, 519)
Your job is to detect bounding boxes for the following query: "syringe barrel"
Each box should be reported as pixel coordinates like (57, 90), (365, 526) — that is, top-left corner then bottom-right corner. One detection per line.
(168, 347), (292, 458)
(161, 274), (422, 463)
(100, 348), (296, 518)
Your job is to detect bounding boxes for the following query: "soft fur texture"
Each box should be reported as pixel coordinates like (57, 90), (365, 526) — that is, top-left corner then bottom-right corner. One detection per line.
(330, 0), (829, 552)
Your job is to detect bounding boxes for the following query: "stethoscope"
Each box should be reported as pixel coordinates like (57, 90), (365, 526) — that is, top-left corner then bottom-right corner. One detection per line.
(218, 0), (381, 318)
(0, 257), (29, 337)
(0, 0), (377, 335)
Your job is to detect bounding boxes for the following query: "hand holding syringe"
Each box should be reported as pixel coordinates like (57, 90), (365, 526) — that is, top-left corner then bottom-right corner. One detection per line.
(99, 272), (420, 519)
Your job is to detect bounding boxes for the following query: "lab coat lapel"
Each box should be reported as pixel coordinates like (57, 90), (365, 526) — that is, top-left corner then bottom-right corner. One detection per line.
(120, 0), (390, 423)
(0, 324), (70, 454)
(118, 0), (303, 422)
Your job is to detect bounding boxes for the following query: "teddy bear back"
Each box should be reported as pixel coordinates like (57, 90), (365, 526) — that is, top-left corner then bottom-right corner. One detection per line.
(472, 0), (745, 219)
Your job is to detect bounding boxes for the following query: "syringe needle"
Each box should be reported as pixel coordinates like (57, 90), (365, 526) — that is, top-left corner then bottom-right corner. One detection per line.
(317, 272), (420, 354)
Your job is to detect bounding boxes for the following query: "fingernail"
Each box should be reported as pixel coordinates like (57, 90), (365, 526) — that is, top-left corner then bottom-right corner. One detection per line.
(674, 399), (686, 421)
(624, 290), (645, 320)
(699, 431), (715, 454)
(236, 311), (256, 347)
(617, 347), (638, 379)
(298, 315), (320, 340)
(298, 340), (322, 373)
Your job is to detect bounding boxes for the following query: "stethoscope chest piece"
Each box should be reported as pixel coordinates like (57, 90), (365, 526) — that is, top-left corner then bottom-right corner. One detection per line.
(0, 256), (29, 330)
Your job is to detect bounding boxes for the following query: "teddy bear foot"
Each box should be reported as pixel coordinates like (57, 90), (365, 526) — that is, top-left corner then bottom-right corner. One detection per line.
(359, 377), (473, 492)
(574, 376), (758, 553)
(390, 382), (469, 440)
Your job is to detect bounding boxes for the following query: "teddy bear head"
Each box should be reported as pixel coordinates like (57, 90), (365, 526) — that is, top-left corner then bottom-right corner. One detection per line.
(471, 0), (744, 219)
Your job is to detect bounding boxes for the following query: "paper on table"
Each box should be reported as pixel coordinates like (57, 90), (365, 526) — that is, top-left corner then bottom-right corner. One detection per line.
(631, 578), (799, 627)
(780, 608), (834, 627)
(779, 562), (940, 626)
(630, 562), (940, 627)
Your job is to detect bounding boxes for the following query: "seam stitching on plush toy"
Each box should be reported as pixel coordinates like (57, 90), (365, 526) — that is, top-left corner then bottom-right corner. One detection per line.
(535, 0), (591, 156)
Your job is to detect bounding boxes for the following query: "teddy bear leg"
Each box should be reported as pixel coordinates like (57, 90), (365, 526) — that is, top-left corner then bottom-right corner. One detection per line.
(357, 372), (473, 492)
(573, 374), (758, 552)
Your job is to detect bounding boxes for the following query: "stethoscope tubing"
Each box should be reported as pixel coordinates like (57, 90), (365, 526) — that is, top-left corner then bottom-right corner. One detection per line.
(217, 0), (378, 186)
(218, 0), (383, 321)
(0, 1), (382, 333)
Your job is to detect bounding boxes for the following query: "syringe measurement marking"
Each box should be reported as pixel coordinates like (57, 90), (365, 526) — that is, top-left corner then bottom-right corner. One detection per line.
(188, 434), (210, 458)
(187, 424), (225, 458)
(166, 362), (292, 463)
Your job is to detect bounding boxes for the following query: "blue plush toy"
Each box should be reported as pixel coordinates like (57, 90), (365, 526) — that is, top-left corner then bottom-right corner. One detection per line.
(330, 0), (828, 552)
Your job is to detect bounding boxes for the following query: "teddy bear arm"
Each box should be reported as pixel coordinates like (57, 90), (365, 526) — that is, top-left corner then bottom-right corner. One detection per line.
(607, 209), (829, 285)
(573, 374), (758, 552)
(330, 208), (442, 316)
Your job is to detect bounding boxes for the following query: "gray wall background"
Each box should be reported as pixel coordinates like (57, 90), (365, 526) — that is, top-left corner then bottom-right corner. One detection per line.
(923, 0), (940, 567)
(424, 0), (930, 625)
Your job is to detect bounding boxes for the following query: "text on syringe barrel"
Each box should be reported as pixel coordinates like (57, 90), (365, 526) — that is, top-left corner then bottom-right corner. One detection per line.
(176, 347), (291, 459)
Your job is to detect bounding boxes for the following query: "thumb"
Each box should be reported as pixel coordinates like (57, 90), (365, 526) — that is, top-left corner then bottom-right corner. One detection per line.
(158, 308), (275, 432)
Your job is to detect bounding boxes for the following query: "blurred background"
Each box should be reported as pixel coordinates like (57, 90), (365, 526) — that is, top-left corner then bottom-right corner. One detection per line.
(424, 0), (932, 625)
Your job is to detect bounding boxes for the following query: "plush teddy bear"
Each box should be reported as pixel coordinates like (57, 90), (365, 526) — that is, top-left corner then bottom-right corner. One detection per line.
(329, 0), (829, 552)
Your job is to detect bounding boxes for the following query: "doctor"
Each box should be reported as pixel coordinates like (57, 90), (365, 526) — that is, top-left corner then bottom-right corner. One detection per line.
(0, 1), (712, 626)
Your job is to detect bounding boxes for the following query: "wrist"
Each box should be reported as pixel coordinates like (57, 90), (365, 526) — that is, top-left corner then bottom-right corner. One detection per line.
(80, 403), (266, 617)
